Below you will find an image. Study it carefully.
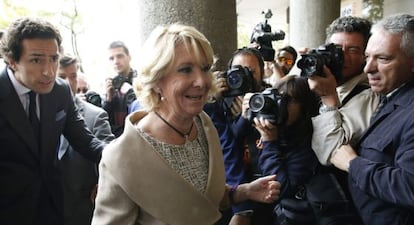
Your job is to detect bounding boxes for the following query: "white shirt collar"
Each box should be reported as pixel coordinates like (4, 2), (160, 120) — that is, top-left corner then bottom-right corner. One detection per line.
(7, 67), (31, 95)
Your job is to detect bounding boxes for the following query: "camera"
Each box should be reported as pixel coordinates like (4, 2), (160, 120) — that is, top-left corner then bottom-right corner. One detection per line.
(112, 75), (128, 90)
(250, 9), (285, 61)
(297, 43), (344, 81)
(247, 87), (289, 125)
(218, 65), (255, 97)
(85, 90), (102, 107)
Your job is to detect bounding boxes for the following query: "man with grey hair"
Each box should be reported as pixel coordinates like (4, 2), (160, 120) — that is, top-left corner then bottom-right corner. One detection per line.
(331, 13), (414, 225)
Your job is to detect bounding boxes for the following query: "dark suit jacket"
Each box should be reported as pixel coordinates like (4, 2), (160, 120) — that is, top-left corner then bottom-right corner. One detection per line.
(349, 81), (414, 225)
(0, 68), (104, 225)
(58, 97), (114, 225)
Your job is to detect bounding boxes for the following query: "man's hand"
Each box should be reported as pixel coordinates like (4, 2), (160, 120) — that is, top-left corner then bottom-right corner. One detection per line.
(105, 78), (114, 102)
(213, 73), (229, 99)
(231, 96), (243, 117)
(240, 93), (253, 118)
(307, 66), (340, 107)
(330, 144), (358, 172)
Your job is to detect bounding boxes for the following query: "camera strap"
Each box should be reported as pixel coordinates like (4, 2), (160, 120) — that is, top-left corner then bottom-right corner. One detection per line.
(340, 84), (370, 108)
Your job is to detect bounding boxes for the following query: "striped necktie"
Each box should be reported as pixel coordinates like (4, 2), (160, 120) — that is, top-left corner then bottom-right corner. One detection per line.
(371, 95), (387, 122)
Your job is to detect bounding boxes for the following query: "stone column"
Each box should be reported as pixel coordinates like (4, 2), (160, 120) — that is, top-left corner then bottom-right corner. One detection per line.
(137, 0), (237, 69)
(289, 0), (340, 49)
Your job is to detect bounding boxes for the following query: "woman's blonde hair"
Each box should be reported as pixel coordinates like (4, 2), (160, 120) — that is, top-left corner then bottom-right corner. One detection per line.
(134, 24), (215, 112)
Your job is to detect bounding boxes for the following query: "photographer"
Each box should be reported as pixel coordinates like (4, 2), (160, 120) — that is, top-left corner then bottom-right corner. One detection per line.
(253, 76), (321, 225)
(264, 45), (298, 86)
(255, 75), (360, 225)
(204, 47), (274, 225)
(103, 41), (137, 137)
(302, 16), (381, 224)
(307, 16), (380, 166)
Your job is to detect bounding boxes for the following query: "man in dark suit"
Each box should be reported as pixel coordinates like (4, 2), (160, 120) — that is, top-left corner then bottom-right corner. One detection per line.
(331, 13), (414, 225)
(57, 55), (115, 225)
(0, 17), (105, 225)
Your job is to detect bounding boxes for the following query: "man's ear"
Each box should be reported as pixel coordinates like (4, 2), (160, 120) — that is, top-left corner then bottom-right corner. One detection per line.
(8, 58), (17, 71)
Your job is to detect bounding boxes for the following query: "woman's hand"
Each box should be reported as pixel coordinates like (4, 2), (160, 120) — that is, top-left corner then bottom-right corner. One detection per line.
(253, 117), (278, 142)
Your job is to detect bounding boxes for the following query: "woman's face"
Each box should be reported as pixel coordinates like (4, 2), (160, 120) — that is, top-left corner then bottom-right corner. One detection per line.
(157, 43), (212, 119)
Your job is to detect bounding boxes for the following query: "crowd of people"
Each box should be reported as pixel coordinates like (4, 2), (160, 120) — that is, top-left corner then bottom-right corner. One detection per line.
(0, 12), (413, 225)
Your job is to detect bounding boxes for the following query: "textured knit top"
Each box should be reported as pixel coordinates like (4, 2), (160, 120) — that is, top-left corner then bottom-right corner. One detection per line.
(136, 115), (209, 193)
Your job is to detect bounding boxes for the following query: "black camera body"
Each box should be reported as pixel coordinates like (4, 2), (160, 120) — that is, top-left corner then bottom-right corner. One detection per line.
(247, 87), (289, 125)
(297, 43), (344, 82)
(250, 9), (285, 61)
(219, 65), (255, 97)
(85, 90), (102, 107)
(112, 75), (128, 90)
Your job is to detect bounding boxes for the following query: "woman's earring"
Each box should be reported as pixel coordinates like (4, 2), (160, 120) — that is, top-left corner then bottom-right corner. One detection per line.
(155, 87), (164, 100)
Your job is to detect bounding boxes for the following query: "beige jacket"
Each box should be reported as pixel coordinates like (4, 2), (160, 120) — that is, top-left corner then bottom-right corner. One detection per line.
(92, 111), (226, 225)
(312, 73), (380, 165)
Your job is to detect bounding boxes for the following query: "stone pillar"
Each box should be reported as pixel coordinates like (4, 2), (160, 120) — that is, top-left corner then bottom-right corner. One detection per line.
(383, 0), (414, 17)
(137, 0), (237, 70)
(289, 0), (340, 49)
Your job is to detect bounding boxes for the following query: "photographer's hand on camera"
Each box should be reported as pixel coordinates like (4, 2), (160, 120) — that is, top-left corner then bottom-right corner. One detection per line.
(213, 73), (229, 99)
(240, 93), (255, 119)
(307, 66), (340, 108)
(253, 117), (278, 142)
(105, 78), (115, 102)
(230, 96), (244, 117)
(267, 61), (285, 80)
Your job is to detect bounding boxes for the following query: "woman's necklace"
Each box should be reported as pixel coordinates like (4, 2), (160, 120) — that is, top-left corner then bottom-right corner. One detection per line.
(154, 111), (194, 142)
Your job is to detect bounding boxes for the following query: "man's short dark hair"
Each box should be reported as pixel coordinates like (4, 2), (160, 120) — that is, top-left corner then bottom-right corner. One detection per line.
(326, 16), (372, 49)
(278, 45), (298, 62)
(59, 54), (78, 68)
(0, 17), (62, 63)
(109, 40), (130, 55)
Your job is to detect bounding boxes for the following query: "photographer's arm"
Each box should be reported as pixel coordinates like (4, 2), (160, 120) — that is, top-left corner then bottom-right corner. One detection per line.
(307, 67), (344, 165)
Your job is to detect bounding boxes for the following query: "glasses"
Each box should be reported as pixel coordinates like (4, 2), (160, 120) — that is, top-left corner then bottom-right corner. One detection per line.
(277, 57), (294, 66)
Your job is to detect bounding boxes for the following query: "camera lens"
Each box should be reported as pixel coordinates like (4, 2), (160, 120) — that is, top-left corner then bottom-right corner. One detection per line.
(249, 94), (265, 112)
(227, 72), (243, 89)
(298, 56), (319, 76)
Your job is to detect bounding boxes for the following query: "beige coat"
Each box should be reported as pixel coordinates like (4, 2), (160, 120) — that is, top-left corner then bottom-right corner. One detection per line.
(92, 111), (226, 225)
(311, 73), (380, 165)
